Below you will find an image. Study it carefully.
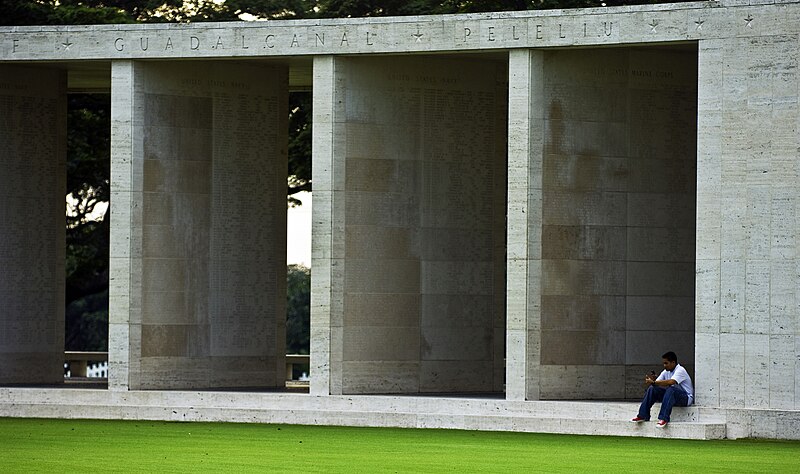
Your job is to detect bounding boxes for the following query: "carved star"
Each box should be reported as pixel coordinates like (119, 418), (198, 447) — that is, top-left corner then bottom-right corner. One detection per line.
(61, 38), (73, 50)
(412, 27), (424, 43)
(648, 20), (659, 33)
(745, 15), (754, 28)
(695, 19), (704, 31)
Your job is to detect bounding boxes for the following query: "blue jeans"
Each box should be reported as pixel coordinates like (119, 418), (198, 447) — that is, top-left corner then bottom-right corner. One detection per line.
(637, 384), (689, 422)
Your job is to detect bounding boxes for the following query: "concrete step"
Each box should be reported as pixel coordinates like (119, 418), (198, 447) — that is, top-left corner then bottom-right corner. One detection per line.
(0, 388), (727, 440)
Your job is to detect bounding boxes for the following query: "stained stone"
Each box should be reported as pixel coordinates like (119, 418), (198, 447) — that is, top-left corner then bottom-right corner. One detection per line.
(2, 0), (800, 440)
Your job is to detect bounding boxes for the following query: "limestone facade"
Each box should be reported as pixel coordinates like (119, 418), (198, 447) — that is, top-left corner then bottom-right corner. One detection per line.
(2, 0), (800, 439)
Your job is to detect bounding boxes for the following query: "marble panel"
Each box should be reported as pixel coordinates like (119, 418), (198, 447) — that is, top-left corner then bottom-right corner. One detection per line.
(0, 65), (66, 384)
(542, 225), (626, 261)
(769, 335), (795, 409)
(342, 327), (419, 361)
(626, 262), (695, 297)
(542, 260), (627, 296)
(539, 365), (626, 400)
(627, 296), (695, 332)
(625, 330), (694, 366)
(342, 361), (420, 394)
(419, 361), (494, 392)
(744, 334), (770, 408)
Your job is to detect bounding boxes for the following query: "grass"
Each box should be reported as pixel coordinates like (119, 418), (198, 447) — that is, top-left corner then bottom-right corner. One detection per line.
(2, 418), (799, 473)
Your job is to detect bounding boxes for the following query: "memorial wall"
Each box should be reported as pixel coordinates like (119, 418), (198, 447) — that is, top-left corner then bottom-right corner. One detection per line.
(695, 33), (800, 412)
(317, 56), (508, 394)
(0, 65), (66, 384)
(110, 61), (288, 389)
(536, 47), (697, 399)
(3, 2), (800, 439)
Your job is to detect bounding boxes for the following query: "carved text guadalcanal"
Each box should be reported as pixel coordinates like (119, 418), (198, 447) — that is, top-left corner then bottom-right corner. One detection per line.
(7, 20), (629, 54)
(111, 32), (374, 52)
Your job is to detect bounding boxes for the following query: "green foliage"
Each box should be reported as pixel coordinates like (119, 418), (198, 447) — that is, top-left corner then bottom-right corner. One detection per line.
(65, 290), (109, 351)
(286, 265), (311, 354)
(2, 418), (800, 473)
(66, 94), (110, 352)
(57, 0), (183, 22)
(0, 1), (132, 26)
(225, 0), (319, 19)
(288, 92), (312, 203)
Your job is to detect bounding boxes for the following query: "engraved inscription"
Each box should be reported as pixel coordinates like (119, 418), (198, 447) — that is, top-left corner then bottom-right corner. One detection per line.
(3, 14), (776, 58)
(0, 81), (62, 356)
(583, 22), (614, 38)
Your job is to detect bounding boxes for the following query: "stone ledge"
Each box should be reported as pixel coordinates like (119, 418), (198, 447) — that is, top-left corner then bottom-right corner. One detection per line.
(0, 388), (729, 440)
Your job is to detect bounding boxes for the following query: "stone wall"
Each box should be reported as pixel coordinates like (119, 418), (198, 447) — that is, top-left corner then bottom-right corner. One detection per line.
(0, 65), (66, 384)
(537, 47), (697, 399)
(2, 0), (800, 428)
(110, 61), (288, 390)
(696, 34), (800, 410)
(313, 56), (507, 394)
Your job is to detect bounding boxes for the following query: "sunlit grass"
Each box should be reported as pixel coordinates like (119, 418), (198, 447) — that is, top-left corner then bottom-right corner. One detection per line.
(2, 417), (798, 473)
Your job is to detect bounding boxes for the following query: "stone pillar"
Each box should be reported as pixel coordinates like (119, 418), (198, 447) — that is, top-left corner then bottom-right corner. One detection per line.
(314, 55), (507, 395)
(310, 55), (346, 396)
(506, 50), (545, 401)
(109, 60), (139, 390)
(110, 60), (288, 390)
(695, 39), (724, 408)
(699, 35), (800, 411)
(0, 65), (66, 384)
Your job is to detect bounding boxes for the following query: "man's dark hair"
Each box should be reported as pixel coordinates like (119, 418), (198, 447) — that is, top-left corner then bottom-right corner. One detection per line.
(662, 351), (678, 362)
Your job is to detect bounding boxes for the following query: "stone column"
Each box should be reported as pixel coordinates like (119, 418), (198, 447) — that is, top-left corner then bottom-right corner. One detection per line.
(695, 39), (724, 408)
(310, 55), (346, 396)
(110, 60), (288, 390)
(707, 34), (800, 411)
(109, 60), (141, 390)
(506, 50), (545, 401)
(0, 65), (66, 385)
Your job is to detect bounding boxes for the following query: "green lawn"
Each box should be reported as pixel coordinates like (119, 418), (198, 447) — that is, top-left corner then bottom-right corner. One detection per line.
(1, 417), (798, 473)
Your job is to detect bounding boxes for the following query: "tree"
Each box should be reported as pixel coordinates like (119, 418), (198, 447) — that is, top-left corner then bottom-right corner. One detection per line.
(286, 265), (311, 354)
(65, 94), (111, 351)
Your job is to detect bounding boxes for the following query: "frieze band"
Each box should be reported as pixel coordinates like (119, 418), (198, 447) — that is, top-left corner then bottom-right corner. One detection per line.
(0, 3), (792, 60)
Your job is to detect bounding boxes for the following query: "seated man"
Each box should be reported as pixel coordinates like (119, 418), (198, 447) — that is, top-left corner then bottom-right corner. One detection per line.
(630, 351), (694, 428)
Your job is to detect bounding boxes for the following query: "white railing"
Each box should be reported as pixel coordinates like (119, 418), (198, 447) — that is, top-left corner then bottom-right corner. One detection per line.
(64, 351), (108, 378)
(285, 354), (310, 382)
(64, 352), (310, 383)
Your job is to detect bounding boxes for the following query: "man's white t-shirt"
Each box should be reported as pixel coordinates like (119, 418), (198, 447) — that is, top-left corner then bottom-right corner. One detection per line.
(656, 363), (694, 405)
